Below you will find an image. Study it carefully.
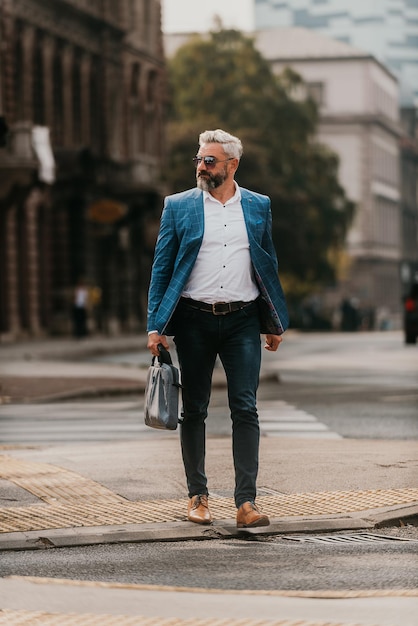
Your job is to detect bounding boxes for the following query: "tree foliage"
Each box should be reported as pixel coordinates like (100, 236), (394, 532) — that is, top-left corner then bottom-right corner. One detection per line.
(166, 29), (354, 303)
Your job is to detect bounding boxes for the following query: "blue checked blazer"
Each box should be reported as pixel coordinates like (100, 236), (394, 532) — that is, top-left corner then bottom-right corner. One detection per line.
(147, 187), (289, 336)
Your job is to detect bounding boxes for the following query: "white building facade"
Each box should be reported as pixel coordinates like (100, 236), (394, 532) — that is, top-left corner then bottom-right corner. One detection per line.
(255, 0), (418, 107)
(256, 28), (403, 322)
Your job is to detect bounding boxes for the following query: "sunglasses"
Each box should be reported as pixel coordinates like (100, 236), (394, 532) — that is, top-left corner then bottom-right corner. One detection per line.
(193, 156), (234, 169)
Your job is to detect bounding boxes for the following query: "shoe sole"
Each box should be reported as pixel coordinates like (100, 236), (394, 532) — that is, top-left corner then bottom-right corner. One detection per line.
(188, 518), (213, 525)
(237, 518), (270, 528)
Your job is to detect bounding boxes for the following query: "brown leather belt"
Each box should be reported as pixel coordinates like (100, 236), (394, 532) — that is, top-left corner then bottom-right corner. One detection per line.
(180, 297), (255, 316)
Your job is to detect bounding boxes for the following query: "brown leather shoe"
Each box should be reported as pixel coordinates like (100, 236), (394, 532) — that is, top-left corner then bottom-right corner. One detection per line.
(187, 494), (212, 524)
(236, 501), (270, 528)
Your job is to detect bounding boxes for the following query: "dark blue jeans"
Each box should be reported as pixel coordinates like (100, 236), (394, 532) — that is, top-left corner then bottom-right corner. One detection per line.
(173, 300), (261, 508)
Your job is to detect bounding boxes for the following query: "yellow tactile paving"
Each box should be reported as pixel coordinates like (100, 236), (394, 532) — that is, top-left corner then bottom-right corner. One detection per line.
(0, 610), (382, 626)
(0, 455), (123, 504)
(1, 455), (418, 533)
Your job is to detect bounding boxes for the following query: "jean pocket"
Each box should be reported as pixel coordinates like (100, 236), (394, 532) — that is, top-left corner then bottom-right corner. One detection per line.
(240, 301), (258, 318)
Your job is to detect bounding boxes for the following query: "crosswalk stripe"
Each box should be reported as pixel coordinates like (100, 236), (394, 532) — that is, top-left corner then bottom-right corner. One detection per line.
(257, 400), (341, 439)
(0, 401), (341, 442)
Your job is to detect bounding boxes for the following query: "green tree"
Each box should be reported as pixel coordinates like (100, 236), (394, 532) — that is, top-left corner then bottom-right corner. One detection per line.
(167, 29), (354, 306)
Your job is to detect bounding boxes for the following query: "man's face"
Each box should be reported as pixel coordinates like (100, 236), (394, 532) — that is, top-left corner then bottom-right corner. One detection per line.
(195, 143), (233, 191)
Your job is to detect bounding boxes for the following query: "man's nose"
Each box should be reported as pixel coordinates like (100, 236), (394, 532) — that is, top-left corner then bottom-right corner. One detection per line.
(196, 159), (206, 170)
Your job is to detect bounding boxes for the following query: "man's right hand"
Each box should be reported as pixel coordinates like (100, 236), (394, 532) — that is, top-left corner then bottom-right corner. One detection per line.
(147, 332), (170, 356)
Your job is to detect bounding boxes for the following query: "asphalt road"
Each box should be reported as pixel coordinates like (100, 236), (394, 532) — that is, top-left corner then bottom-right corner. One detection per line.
(259, 331), (418, 439)
(1, 533), (417, 591)
(1, 331), (417, 444)
(102, 330), (418, 440)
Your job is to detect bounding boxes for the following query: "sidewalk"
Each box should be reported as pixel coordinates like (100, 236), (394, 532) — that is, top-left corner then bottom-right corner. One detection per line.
(1, 434), (418, 625)
(0, 335), (150, 403)
(0, 577), (417, 626)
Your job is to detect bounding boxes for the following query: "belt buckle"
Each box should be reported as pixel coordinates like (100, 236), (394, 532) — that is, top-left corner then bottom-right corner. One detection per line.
(212, 302), (229, 315)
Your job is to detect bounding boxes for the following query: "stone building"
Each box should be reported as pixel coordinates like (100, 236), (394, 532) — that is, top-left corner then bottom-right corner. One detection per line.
(0, 0), (166, 340)
(254, 0), (418, 308)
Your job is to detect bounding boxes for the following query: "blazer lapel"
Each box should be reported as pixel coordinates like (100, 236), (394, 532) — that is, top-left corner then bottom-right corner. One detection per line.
(182, 188), (204, 251)
(191, 189), (204, 237)
(240, 189), (257, 245)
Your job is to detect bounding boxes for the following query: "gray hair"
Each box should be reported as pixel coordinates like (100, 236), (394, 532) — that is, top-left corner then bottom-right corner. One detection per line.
(199, 129), (243, 160)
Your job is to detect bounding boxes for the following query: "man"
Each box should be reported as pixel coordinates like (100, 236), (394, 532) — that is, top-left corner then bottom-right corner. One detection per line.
(147, 129), (288, 528)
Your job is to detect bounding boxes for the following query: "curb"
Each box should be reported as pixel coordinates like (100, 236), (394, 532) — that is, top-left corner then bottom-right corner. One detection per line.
(16, 384), (145, 405)
(6, 370), (280, 404)
(0, 338), (149, 363)
(1, 505), (417, 552)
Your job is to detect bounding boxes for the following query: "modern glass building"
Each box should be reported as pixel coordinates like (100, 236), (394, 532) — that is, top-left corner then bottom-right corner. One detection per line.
(255, 0), (418, 106)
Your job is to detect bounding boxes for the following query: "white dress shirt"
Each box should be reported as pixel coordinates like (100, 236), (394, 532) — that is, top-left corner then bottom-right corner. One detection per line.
(182, 184), (260, 304)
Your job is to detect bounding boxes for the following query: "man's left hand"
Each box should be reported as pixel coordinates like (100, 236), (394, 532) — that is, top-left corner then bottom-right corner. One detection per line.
(264, 334), (283, 351)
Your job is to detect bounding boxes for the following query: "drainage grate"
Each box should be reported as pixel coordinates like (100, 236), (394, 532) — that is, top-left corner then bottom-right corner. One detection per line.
(280, 532), (418, 544)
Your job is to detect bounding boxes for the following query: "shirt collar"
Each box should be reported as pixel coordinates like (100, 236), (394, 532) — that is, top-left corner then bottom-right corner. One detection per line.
(203, 181), (241, 205)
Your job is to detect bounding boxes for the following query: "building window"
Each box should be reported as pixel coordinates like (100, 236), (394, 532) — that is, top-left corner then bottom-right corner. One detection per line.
(143, 0), (151, 45)
(53, 44), (64, 146)
(129, 0), (137, 26)
(72, 51), (82, 145)
(129, 62), (142, 156)
(14, 22), (24, 121)
(33, 32), (45, 125)
(373, 196), (400, 248)
(89, 58), (100, 151)
(145, 70), (158, 154)
(306, 81), (325, 107)
(373, 142), (399, 188)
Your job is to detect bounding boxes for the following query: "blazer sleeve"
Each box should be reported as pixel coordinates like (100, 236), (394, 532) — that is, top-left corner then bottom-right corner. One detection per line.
(251, 195), (289, 335)
(147, 199), (179, 332)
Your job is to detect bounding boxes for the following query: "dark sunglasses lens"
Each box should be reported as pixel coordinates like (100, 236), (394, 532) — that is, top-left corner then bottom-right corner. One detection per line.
(193, 156), (216, 168)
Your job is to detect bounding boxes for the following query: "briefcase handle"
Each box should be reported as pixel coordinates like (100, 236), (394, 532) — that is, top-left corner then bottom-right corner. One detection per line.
(157, 343), (173, 365)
